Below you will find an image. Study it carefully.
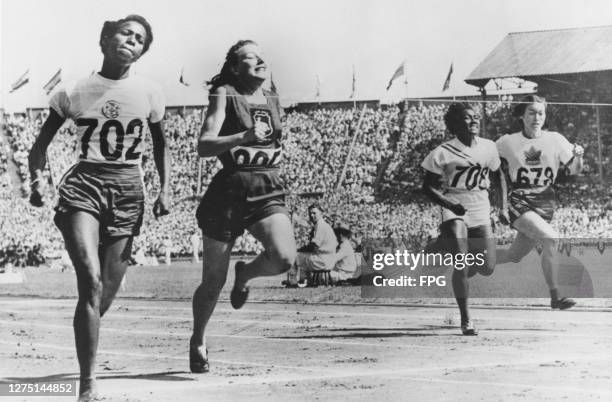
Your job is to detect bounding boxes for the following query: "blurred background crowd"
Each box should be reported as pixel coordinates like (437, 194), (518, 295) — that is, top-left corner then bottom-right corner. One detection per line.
(1, 100), (611, 266)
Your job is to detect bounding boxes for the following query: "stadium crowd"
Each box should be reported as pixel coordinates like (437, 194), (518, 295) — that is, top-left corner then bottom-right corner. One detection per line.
(1, 99), (611, 266)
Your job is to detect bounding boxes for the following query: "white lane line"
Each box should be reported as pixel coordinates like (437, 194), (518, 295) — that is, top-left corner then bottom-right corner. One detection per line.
(0, 320), (456, 351)
(3, 296), (611, 314)
(3, 310), (610, 341)
(3, 309), (547, 333)
(3, 301), (611, 327)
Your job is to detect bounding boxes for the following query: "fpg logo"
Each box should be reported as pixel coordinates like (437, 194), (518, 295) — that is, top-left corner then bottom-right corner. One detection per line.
(419, 276), (446, 286)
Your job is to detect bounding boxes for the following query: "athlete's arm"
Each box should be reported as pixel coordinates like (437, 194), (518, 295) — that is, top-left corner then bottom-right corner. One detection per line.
(563, 144), (584, 176)
(197, 86), (267, 157)
(27, 109), (66, 206)
(491, 163), (509, 225)
(150, 120), (171, 218)
(422, 170), (465, 215)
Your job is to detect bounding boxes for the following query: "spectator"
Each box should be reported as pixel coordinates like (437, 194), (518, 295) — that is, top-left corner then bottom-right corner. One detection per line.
(330, 224), (357, 283)
(286, 203), (338, 286)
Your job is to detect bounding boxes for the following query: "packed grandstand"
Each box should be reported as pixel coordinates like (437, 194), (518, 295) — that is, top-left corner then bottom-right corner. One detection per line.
(1, 99), (611, 266)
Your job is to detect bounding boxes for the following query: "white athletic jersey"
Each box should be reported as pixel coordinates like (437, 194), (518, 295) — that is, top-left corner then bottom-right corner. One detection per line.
(496, 131), (574, 189)
(421, 137), (501, 227)
(50, 73), (165, 165)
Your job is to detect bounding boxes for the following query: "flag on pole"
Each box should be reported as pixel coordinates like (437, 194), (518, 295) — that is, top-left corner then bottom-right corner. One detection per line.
(350, 65), (356, 99)
(43, 69), (62, 94)
(10, 69), (30, 93)
(386, 61), (405, 91)
(270, 74), (278, 93)
(442, 63), (453, 92)
(315, 75), (321, 99)
(179, 67), (189, 86)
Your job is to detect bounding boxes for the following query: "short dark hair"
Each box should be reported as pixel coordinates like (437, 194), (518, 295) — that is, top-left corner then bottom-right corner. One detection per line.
(443, 103), (473, 134)
(99, 14), (154, 55)
(334, 225), (351, 238)
(308, 203), (323, 213)
(513, 94), (546, 118)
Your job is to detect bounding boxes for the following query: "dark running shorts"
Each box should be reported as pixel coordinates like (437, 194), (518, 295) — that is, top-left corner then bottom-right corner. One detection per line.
(54, 162), (145, 237)
(508, 186), (555, 224)
(196, 168), (289, 242)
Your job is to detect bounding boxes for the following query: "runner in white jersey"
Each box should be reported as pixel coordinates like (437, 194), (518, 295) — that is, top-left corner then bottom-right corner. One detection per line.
(28, 15), (170, 401)
(422, 131), (501, 228)
(496, 95), (584, 310)
(422, 103), (505, 335)
(50, 72), (164, 165)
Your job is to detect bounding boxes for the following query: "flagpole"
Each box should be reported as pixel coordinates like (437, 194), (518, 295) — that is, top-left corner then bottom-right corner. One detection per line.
(336, 104), (367, 193)
(352, 64), (356, 110)
(403, 59), (408, 103)
(595, 104), (603, 184)
(451, 61), (455, 101)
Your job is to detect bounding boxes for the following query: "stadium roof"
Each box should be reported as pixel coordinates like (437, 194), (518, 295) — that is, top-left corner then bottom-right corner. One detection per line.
(465, 25), (612, 87)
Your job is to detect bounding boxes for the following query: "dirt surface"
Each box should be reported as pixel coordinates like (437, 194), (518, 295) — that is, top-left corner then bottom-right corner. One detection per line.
(2, 294), (612, 401)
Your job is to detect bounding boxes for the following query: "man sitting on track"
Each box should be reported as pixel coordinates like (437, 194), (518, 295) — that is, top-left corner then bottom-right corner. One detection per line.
(285, 203), (338, 287)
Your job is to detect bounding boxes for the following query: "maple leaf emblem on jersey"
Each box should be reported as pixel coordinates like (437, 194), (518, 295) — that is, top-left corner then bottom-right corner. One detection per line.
(524, 146), (541, 165)
(101, 100), (121, 119)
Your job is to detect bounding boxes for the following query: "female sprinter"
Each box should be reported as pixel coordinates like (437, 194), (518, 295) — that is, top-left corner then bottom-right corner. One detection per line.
(496, 95), (583, 309)
(422, 103), (504, 335)
(190, 40), (296, 372)
(28, 15), (170, 400)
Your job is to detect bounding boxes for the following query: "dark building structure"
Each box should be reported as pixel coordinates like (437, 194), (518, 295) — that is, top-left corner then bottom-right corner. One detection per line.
(465, 25), (612, 182)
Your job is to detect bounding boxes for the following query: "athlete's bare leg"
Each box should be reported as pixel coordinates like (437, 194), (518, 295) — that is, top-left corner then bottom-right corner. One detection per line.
(191, 235), (234, 360)
(99, 236), (133, 316)
(512, 211), (559, 291)
(467, 225), (496, 276)
(235, 213), (297, 288)
(439, 220), (472, 328)
(58, 211), (102, 400)
(496, 231), (534, 265)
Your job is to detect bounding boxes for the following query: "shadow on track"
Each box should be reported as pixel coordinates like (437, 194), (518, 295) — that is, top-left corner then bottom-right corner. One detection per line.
(2, 371), (194, 383)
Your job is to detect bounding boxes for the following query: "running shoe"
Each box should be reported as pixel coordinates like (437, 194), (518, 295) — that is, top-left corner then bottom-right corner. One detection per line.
(230, 261), (249, 309)
(551, 297), (576, 310)
(189, 343), (209, 373)
(461, 320), (478, 336)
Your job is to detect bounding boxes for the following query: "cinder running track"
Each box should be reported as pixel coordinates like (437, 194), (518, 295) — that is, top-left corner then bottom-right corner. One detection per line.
(1, 296), (611, 401)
